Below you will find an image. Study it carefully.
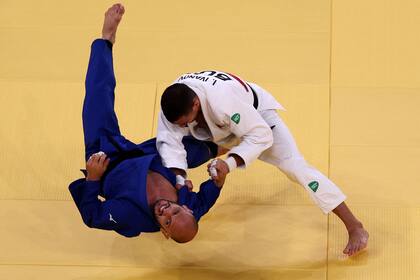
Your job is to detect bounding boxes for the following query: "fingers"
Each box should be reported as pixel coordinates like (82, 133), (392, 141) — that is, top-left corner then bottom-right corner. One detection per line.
(207, 167), (218, 180)
(215, 160), (228, 177)
(175, 180), (194, 191)
(207, 158), (230, 183)
(207, 159), (219, 179)
(86, 152), (110, 181)
(88, 152), (108, 166)
(185, 180), (193, 191)
(98, 153), (107, 165)
(209, 168), (218, 179)
(174, 183), (183, 191)
(206, 161), (214, 173)
(88, 153), (100, 165)
(87, 154), (94, 164)
(104, 157), (111, 169)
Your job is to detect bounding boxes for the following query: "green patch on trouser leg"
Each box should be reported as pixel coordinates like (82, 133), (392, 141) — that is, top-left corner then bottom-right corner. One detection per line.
(308, 181), (319, 192)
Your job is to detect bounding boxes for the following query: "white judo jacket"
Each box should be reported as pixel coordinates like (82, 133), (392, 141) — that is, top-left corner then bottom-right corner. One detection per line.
(157, 70), (284, 171)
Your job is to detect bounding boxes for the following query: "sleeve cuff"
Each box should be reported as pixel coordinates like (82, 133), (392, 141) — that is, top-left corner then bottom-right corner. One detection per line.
(225, 157), (238, 172)
(163, 160), (188, 171)
(205, 179), (222, 192)
(85, 180), (102, 190)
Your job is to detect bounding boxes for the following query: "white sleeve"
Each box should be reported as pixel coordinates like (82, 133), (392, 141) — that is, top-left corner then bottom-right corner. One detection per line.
(215, 96), (273, 167)
(156, 111), (190, 170)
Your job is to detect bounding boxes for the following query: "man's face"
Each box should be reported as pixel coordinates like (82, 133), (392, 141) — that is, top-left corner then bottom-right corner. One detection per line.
(174, 111), (197, 128)
(153, 199), (195, 237)
(173, 97), (200, 128)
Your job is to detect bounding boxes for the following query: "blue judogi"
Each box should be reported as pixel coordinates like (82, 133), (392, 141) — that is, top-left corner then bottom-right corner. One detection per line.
(69, 39), (221, 237)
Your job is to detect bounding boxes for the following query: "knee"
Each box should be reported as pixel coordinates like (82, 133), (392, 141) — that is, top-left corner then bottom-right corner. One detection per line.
(277, 157), (308, 181)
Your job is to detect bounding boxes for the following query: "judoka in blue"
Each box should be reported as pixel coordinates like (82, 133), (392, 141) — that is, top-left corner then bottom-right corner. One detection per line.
(69, 39), (224, 243)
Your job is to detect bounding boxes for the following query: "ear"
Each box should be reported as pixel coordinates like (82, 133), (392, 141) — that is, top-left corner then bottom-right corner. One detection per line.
(160, 227), (170, 239)
(182, 205), (193, 214)
(193, 97), (200, 109)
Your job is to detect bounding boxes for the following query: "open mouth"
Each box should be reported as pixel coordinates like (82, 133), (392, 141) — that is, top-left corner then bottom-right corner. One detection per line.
(154, 199), (170, 216)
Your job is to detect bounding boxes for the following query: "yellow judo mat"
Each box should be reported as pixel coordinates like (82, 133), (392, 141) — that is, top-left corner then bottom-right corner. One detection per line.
(1, 0), (419, 279)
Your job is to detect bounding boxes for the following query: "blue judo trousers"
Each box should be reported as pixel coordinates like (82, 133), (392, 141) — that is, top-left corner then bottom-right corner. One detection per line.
(69, 39), (221, 237)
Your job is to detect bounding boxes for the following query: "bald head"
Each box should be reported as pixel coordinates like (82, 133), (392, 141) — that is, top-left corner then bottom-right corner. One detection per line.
(154, 199), (198, 243)
(171, 215), (198, 243)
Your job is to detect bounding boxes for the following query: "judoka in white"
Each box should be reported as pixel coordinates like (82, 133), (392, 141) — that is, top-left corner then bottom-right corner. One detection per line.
(157, 70), (369, 256)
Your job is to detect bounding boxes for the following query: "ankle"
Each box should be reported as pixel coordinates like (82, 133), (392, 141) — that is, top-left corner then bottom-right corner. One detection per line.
(347, 221), (364, 233)
(102, 35), (114, 45)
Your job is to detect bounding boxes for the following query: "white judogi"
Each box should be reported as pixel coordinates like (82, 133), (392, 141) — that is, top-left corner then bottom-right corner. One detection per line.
(157, 70), (346, 213)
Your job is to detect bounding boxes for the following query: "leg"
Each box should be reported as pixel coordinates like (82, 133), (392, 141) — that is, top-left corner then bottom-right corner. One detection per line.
(83, 4), (125, 161)
(258, 110), (368, 256)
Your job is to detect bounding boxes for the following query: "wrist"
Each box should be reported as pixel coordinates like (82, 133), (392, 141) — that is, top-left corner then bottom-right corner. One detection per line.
(86, 175), (101, 181)
(176, 175), (186, 186)
(225, 157), (237, 172)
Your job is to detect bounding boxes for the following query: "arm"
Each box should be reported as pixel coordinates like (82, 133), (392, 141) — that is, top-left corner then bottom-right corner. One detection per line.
(69, 152), (143, 237)
(214, 95), (273, 169)
(156, 111), (190, 173)
(69, 179), (137, 233)
(177, 162), (227, 221)
(71, 152), (118, 230)
(178, 179), (222, 222)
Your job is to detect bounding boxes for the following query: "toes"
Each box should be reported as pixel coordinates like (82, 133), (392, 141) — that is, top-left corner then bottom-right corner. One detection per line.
(104, 4), (124, 21)
(352, 245), (360, 256)
(114, 3), (124, 13)
(109, 4), (121, 14)
(352, 248), (359, 256)
(345, 242), (358, 256)
(356, 244), (363, 253)
(359, 240), (368, 251)
(350, 245), (357, 256)
(343, 243), (351, 255)
(116, 4), (125, 15)
(344, 228), (369, 257)
(350, 241), (365, 256)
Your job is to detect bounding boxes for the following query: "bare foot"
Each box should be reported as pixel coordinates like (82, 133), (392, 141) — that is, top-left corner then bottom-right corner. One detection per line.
(102, 3), (125, 44)
(343, 226), (369, 256)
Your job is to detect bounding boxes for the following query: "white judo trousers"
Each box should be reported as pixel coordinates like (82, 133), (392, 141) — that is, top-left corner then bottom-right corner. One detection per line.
(258, 109), (346, 214)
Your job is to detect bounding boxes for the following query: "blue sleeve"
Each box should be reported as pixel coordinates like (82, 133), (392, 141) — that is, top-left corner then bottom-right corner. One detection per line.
(139, 136), (217, 166)
(182, 136), (218, 168)
(68, 179), (141, 237)
(178, 180), (221, 222)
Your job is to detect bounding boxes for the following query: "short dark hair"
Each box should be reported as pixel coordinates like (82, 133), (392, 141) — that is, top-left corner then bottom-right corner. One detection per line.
(161, 83), (197, 123)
